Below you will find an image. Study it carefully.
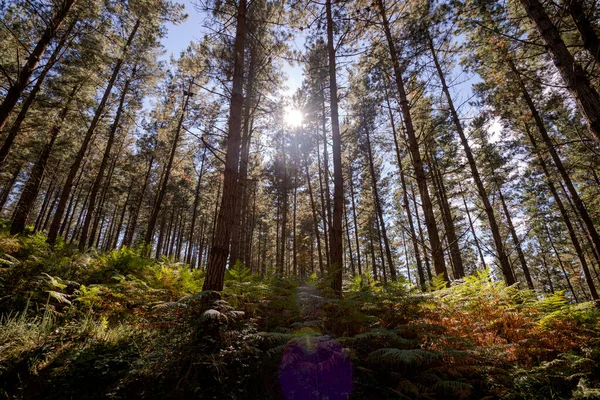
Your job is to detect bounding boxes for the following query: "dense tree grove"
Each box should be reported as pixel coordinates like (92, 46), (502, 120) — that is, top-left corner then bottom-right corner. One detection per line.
(3, 0), (600, 300)
(2, 0), (600, 397)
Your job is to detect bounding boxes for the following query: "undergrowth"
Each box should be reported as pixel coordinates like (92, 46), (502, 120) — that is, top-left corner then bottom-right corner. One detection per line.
(1, 229), (599, 399)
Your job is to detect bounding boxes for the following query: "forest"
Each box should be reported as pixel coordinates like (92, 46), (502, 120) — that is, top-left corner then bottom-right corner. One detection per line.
(1, 0), (600, 398)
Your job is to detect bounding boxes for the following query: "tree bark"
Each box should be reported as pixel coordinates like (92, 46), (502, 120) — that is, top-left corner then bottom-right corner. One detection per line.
(145, 80), (193, 248)
(364, 120), (396, 280)
(376, 0), (447, 283)
(326, 0), (345, 294)
(426, 31), (514, 284)
(519, 0), (600, 143)
(0, 18), (76, 169)
(10, 85), (78, 234)
(47, 17), (140, 245)
(80, 65), (135, 250)
(0, 0), (77, 133)
(202, 0), (247, 292)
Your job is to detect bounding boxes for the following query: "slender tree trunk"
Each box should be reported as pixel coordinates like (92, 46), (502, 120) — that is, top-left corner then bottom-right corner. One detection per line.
(349, 173), (362, 276)
(0, 19), (76, 170)
(145, 80), (192, 249)
(111, 185), (131, 249)
(0, 163), (23, 212)
(278, 139), (288, 275)
(80, 66), (135, 250)
(410, 180), (433, 282)
(344, 199), (355, 276)
(316, 133), (330, 267)
(47, 18), (140, 245)
(325, 0), (345, 294)
(545, 226), (580, 302)
(364, 121), (396, 280)
(426, 32), (513, 284)
(304, 147), (324, 275)
(459, 185), (488, 271)
(186, 147), (207, 264)
(428, 149), (465, 278)
(10, 85), (78, 234)
(0, 0), (77, 134)
(123, 154), (154, 247)
(494, 183), (534, 289)
(376, 0), (447, 283)
(386, 95), (425, 288)
(519, 0), (600, 143)
(35, 180), (55, 231)
(202, 0), (247, 292)
(507, 59), (600, 298)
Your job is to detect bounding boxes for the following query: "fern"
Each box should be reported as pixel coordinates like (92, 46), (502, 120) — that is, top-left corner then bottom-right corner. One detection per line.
(368, 348), (441, 366)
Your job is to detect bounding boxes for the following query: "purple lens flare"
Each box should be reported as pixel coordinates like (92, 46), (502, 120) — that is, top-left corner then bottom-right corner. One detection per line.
(279, 334), (352, 400)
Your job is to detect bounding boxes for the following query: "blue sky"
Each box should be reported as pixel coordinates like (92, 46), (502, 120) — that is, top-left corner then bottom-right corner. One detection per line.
(160, 0), (303, 95)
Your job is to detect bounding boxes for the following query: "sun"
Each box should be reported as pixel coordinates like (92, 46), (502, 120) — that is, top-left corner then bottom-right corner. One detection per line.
(284, 107), (303, 127)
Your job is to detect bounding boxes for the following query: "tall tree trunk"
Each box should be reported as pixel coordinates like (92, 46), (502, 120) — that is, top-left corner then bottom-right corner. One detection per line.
(278, 139), (288, 275)
(426, 31), (513, 284)
(385, 94), (426, 289)
(10, 85), (78, 234)
(364, 120), (396, 280)
(410, 180), (433, 282)
(428, 149), (465, 278)
(80, 65), (135, 250)
(344, 199), (355, 276)
(0, 0), (77, 133)
(349, 172), (362, 276)
(316, 133), (330, 267)
(0, 162), (23, 212)
(507, 58), (600, 299)
(376, 0), (447, 283)
(519, 0), (600, 143)
(567, 0), (600, 64)
(202, 0), (247, 292)
(459, 185), (488, 271)
(186, 147), (207, 264)
(0, 18), (76, 169)
(304, 146), (324, 275)
(123, 154), (154, 247)
(325, 0), (345, 294)
(145, 79), (193, 248)
(496, 183), (534, 289)
(47, 18), (140, 245)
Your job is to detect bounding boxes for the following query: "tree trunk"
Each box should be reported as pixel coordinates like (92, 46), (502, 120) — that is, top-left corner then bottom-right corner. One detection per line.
(80, 65), (135, 250)
(123, 154), (154, 247)
(364, 120), (396, 280)
(0, 18), (76, 169)
(519, 0), (600, 143)
(326, 0), (345, 294)
(428, 149), (465, 278)
(459, 184), (488, 271)
(507, 58), (600, 299)
(304, 145), (324, 275)
(47, 18), (140, 245)
(186, 147), (207, 264)
(376, 0), (447, 283)
(202, 0), (247, 292)
(426, 31), (513, 284)
(349, 172), (362, 276)
(145, 79), (193, 248)
(496, 184), (534, 289)
(567, 0), (600, 64)
(0, 0), (77, 133)
(10, 85), (78, 234)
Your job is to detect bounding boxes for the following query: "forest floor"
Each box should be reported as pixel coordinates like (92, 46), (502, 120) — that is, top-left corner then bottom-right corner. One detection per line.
(1, 228), (600, 399)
